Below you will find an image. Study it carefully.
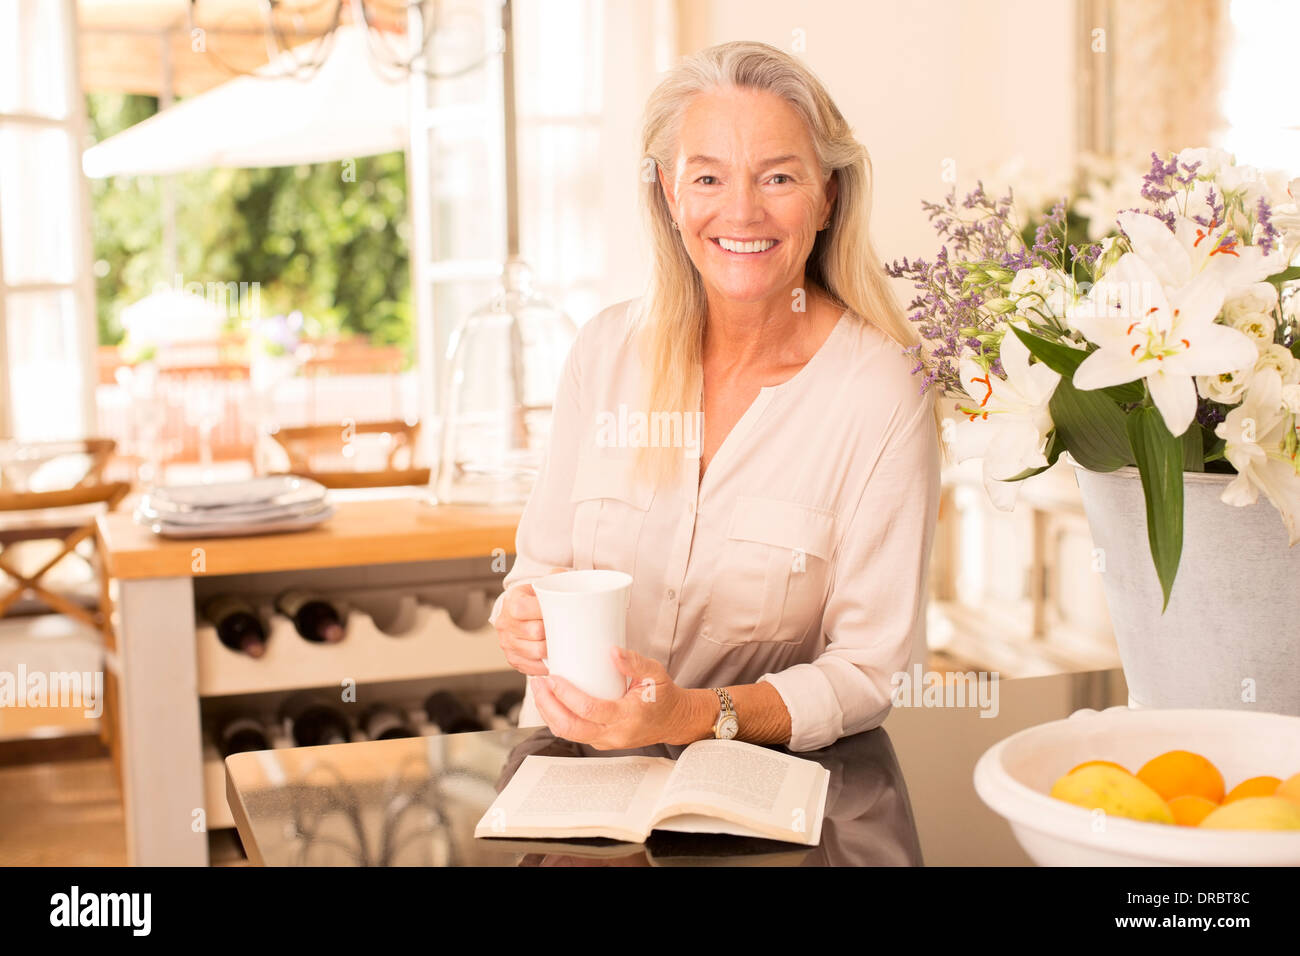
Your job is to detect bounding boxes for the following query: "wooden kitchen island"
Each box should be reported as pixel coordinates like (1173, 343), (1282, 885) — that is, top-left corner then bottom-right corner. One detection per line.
(96, 495), (521, 866)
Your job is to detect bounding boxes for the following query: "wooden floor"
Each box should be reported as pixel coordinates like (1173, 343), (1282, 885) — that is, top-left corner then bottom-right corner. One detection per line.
(0, 747), (127, 866)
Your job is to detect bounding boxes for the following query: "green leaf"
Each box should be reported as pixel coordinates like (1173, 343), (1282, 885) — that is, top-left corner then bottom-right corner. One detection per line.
(1009, 325), (1144, 403)
(1266, 265), (1300, 297)
(1009, 324), (1088, 376)
(1291, 339), (1300, 361)
(1181, 423), (1205, 472)
(1127, 406), (1185, 613)
(1048, 375), (1134, 472)
(1099, 381), (1147, 405)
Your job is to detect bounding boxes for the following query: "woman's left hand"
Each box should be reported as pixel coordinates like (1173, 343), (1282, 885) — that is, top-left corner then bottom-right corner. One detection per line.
(531, 646), (709, 750)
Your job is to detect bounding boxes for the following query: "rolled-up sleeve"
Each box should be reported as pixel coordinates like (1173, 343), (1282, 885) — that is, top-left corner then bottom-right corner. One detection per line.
(758, 393), (941, 751)
(487, 331), (586, 629)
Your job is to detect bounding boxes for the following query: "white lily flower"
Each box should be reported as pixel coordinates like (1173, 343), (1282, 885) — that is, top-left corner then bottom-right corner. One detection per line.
(951, 325), (1062, 511)
(1116, 210), (1285, 297)
(1069, 252), (1258, 436)
(1214, 368), (1300, 545)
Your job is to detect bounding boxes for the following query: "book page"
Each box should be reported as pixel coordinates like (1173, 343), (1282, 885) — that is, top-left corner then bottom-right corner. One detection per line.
(474, 754), (676, 843)
(649, 740), (830, 846)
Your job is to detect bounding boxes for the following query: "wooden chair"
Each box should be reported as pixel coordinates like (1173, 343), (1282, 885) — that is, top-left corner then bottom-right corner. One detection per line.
(274, 419), (420, 471)
(266, 419), (426, 489)
(278, 466), (432, 489)
(0, 481), (130, 629)
(269, 418), (420, 470)
(0, 440), (132, 779)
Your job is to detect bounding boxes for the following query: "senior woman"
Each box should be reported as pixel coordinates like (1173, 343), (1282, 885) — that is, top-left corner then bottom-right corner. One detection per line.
(489, 40), (943, 753)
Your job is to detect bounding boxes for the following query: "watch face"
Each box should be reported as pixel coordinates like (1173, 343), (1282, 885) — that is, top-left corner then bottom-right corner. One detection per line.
(718, 715), (739, 739)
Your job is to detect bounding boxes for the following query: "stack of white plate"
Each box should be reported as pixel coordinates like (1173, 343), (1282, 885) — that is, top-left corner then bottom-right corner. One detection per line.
(135, 476), (334, 539)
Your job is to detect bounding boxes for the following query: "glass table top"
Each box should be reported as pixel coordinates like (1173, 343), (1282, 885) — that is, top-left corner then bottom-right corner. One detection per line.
(224, 668), (1129, 866)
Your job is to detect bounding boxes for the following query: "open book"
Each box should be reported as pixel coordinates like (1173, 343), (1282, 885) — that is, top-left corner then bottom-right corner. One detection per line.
(474, 738), (831, 846)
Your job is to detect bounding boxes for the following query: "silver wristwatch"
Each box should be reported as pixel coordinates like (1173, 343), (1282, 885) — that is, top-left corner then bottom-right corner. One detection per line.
(711, 687), (738, 740)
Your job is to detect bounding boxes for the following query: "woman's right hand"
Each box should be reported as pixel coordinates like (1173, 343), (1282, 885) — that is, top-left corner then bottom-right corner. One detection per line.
(496, 567), (569, 677)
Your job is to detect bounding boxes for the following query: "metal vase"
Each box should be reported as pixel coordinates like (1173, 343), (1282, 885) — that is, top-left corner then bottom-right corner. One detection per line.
(1074, 464), (1300, 716)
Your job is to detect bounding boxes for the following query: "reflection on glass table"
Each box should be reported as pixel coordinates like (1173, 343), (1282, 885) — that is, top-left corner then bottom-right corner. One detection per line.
(225, 668), (1129, 866)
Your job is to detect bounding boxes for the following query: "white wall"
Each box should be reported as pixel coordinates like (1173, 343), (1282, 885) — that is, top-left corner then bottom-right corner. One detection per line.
(668, 0), (1079, 270)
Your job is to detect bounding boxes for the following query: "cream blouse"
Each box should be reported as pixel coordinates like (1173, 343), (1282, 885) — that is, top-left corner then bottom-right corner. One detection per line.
(488, 297), (941, 751)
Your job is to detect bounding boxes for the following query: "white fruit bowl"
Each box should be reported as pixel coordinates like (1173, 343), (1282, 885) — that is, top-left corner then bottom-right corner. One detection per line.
(973, 706), (1300, 866)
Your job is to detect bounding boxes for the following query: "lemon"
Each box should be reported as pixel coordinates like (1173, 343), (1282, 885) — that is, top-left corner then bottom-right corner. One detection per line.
(1198, 796), (1300, 831)
(1050, 765), (1175, 824)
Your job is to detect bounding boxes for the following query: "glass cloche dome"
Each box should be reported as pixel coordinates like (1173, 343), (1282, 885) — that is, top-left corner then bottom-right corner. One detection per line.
(433, 258), (576, 506)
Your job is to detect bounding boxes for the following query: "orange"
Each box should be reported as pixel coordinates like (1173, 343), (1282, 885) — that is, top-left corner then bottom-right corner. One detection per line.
(1067, 759), (1130, 776)
(1277, 772), (1300, 807)
(1136, 750), (1225, 804)
(1223, 775), (1281, 804)
(1167, 794), (1218, 827)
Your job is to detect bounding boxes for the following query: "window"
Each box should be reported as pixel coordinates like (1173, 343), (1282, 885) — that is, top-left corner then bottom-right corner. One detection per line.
(406, 0), (670, 459)
(0, 0), (97, 441)
(1216, 0), (1300, 170)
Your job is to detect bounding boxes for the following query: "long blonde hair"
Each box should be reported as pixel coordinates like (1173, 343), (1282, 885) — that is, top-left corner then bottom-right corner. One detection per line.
(632, 40), (945, 488)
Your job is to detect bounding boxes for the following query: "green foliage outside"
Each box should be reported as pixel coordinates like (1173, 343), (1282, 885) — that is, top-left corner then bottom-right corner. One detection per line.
(86, 93), (412, 363)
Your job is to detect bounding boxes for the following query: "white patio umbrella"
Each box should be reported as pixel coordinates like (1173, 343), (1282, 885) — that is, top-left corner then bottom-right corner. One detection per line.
(82, 26), (408, 177)
(119, 289), (228, 345)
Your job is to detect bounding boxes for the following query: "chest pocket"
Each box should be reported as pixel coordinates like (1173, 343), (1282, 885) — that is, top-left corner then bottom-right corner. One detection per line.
(569, 453), (655, 575)
(704, 496), (838, 646)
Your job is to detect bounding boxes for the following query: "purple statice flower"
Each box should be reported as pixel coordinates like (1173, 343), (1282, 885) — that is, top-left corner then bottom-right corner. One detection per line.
(1070, 241), (1103, 267)
(1044, 198), (1067, 227)
(1032, 220), (1062, 260)
(1000, 247), (1033, 272)
(1140, 151), (1179, 205)
(1192, 186), (1226, 228)
(888, 181), (1038, 397)
(1175, 160), (1202, 185)
(1195, 395), (1227, 430)
(1257, 196), (1281, 255)
(1120, 205), (1176, 231)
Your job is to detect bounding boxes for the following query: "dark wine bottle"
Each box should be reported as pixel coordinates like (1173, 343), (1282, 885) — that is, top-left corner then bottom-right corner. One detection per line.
(424, 690), (484, 734)
(217, 715), (271, 757)
(491, 689), (525, 729)
(281, 697), (353, 747)
(204, 594), (268, 658)
(275, 590), (346, 644)
(361, 703), (418, 740)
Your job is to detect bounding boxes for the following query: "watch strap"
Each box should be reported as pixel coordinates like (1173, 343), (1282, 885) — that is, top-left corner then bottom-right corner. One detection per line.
(711, 687), (736, 738)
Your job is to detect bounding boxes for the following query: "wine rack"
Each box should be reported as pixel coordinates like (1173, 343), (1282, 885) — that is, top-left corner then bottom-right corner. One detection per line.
(192, 580), (517, 858)
(199, 682), (521, 832)
(196, 587), (504, 696)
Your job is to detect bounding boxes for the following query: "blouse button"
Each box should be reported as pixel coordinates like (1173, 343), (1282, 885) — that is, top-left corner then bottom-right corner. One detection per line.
(665, 588), (677, 601)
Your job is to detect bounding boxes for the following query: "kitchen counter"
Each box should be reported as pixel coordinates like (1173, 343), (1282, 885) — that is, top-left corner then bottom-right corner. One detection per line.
(225, 667), (1129, 866)
(94, 492), (522, 866)
(97, 496), (522, 579)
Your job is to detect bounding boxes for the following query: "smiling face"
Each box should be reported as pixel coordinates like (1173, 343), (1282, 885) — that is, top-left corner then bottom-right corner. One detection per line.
(659, 86), (836, 309)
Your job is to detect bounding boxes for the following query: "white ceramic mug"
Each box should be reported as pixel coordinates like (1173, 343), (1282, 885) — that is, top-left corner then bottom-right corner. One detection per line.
(531, 569), (633, 699)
